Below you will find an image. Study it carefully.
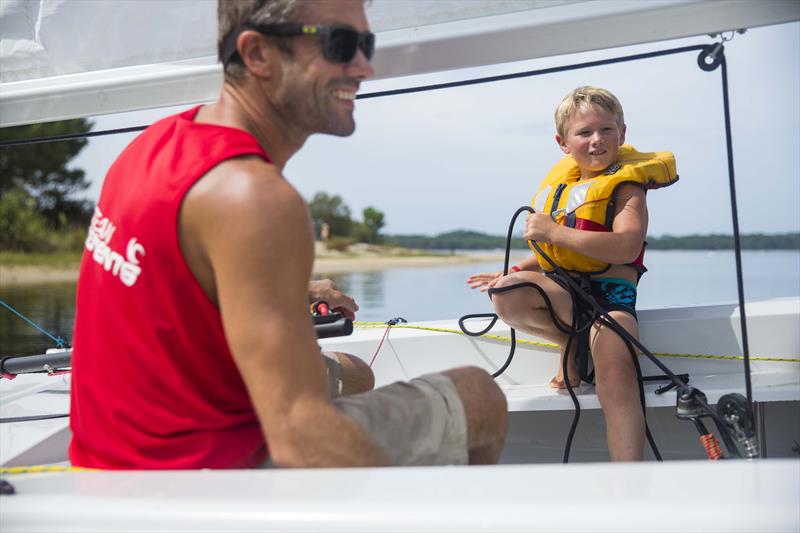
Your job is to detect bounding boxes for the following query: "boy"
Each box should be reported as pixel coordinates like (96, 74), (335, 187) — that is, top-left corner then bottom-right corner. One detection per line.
(468, 86), (676, 461)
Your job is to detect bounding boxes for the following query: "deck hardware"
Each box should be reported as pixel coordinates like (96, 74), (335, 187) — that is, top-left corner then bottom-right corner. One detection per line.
(0, 478), (15, 495)
(676, 387), (709, 419)
(718, 393), (759, 459)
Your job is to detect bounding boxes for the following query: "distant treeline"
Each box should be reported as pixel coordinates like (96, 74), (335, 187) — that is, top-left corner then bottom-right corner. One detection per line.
(647, 233), (800, 250)
(385, 230), (800, 251)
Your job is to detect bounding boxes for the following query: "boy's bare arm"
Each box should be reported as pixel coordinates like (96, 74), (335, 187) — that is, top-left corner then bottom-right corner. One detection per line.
(525, 184), (648, 265)
(515, 255), (543, 271)
(181, 158), (389, 467)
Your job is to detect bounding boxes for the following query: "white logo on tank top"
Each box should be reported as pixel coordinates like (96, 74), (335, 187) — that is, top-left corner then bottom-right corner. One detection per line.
(85, 206), (145, 287)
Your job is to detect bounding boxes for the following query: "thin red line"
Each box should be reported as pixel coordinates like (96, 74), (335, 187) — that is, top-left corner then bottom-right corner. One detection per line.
(368, 325), (392, 367)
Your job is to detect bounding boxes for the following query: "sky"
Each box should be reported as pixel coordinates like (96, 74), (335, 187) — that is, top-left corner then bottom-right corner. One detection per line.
(72, 20), (800, 238)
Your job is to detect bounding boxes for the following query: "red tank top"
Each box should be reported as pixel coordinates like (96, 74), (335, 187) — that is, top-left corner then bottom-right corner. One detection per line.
(69, 106), (271, 469)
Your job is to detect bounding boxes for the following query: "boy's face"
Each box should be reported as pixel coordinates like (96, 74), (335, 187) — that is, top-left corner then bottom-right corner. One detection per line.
(556, 104), (626, 179)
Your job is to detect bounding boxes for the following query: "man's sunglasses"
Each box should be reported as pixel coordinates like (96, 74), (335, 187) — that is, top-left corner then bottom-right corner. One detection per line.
(222, 23), (376, 66)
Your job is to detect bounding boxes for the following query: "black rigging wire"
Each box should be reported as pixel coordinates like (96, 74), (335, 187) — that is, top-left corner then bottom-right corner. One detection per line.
(0, 44), (708, 147)
(0, 413), (69, 424)
(718, 51), (753, 408)
(0, 125), (146, 147)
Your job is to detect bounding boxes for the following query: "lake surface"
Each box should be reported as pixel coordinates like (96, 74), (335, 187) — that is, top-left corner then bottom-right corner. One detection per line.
(1, 250), (798, 356)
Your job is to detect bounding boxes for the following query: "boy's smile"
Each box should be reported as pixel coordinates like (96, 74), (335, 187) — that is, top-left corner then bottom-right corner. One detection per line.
(556, 103), (626, 179)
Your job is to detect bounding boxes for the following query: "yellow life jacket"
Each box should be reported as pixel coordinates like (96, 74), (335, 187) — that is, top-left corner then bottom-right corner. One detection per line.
(529, 145), (678, 274)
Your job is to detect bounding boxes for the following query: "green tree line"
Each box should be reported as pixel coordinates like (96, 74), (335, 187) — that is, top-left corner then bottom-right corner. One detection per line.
(0, 120), (390, 254)
(2, 123), (796, 255)
(307, 192), (386, 249)
(1, 119), (94, 252)
(386, 230), (800, 251)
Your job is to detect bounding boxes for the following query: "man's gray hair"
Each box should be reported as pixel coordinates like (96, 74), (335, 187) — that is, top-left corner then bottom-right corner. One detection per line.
(217, 0), (307, 81)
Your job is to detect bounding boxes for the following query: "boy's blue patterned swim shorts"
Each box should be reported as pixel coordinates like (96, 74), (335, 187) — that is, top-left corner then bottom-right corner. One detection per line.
(588, 277), (637, 318)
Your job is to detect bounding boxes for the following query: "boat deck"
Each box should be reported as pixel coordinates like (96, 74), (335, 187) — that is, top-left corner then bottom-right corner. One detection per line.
(326, 299), (800, 412)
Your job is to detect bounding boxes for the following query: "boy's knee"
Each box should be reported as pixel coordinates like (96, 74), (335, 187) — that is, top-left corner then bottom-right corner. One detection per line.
(490, 280), (522, 322)
(492, 298), (514, 324)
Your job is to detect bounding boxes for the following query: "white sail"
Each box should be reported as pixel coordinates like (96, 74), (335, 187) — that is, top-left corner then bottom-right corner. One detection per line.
(1, 0), (798, 126)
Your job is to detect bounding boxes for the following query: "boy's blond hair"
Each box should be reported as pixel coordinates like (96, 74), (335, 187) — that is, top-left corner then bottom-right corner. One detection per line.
(554, 86), (625, 139)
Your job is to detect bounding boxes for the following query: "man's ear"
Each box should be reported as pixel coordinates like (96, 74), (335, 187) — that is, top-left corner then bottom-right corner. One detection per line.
(237, 31), (275, 78)
(555, 134), (570, 155)
(619, 124), (627, 146)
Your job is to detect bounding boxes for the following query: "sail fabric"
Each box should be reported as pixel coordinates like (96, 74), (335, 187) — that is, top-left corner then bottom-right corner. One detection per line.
(1, 0), (797, 126)
(0, 0), (217, 84)
(0, 0), (544, 85)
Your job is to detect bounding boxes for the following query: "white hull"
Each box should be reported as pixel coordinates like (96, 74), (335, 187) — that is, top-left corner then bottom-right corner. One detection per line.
(319, 298), (800, 462)
(2, 460), (799, 533)
(1, 296), (798, 531)
(2, 299), (798, 466)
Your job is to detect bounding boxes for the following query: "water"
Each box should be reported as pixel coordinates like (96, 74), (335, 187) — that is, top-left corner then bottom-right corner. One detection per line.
(1, 250), (798, 356)
(0, 282), (77, 357)
(319, 250), (800, 321)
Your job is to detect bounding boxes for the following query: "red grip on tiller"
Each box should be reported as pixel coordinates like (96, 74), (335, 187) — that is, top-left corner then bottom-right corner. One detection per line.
(311, 301), (330, 316)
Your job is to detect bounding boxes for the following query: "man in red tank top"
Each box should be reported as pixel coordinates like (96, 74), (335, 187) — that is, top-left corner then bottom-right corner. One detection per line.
(69, 0), (508, 469)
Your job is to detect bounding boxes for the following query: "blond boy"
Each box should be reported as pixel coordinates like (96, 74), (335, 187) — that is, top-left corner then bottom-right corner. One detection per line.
(468, 87), (668, 461)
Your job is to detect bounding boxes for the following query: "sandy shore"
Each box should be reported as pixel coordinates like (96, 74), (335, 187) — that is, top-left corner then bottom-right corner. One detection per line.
(1, 266), (80, 285)
(312, 253), (505, 274)
(1, 253), (508, 285)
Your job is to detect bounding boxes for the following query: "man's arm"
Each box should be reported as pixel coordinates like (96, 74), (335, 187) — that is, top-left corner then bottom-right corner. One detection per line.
(180, 157), (388, 467)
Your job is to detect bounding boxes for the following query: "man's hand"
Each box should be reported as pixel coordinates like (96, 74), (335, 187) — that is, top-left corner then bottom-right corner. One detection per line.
(308, 279), (358, 320)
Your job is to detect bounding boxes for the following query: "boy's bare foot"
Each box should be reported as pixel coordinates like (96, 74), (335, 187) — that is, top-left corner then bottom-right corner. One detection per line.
(549, 374), (581, 389)
(552, 349), (580, 389)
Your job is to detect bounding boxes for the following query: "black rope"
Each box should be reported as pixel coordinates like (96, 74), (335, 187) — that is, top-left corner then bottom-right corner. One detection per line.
(459, 205), (664, 462)
(560, 326), (581, 463)
(468, 202), (754, 460)
(0, 413), (69, 424)
(0, 44), (708, 148)
(0, 125), (147, 148)
(619, 330), (663, 461)
(359, 44), (707, 100)
(718, 51), (753, 408)
(527, 226), (695, 394)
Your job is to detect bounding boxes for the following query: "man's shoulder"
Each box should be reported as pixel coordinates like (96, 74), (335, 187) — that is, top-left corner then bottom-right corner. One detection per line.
(189, 157), (304, 218)
(212, 155), (280, 180)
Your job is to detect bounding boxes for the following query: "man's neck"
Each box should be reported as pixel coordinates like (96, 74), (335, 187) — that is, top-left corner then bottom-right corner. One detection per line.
(196, 83), (308, 170)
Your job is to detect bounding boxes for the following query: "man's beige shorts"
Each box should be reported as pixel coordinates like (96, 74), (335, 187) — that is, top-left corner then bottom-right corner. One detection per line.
(331, 373), (469, 466)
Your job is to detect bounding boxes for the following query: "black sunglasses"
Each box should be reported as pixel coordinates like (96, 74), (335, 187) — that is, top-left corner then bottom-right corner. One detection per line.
(222, 23), (375, 66)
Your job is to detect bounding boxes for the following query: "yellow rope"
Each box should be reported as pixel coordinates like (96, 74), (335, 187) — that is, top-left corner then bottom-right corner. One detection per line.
(0, 465), (93, 475)
(353, 322), (800, 363)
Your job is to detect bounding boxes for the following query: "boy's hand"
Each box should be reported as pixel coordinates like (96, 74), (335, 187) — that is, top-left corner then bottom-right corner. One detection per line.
(466, 271), (503, 292)
(524, 212), (558, 243)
